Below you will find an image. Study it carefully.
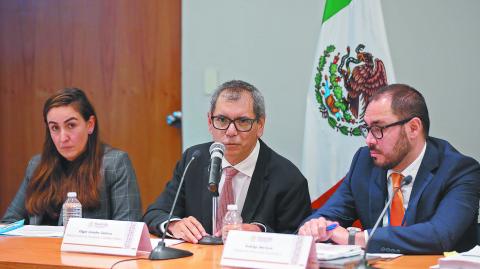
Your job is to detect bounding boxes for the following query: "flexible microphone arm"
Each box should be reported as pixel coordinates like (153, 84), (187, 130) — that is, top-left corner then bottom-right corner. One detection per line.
(355, 175), (412, 269)
(149, 150), (201, 260)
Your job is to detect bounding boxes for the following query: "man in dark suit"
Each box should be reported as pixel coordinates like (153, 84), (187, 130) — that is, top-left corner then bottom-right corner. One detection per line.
(144, 80), (311, 243)
(299, 84), (480, 254)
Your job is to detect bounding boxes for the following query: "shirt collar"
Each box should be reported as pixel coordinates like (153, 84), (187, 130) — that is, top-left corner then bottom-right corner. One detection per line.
(222, 140), (260, 178)
(387, 141), (427, 180)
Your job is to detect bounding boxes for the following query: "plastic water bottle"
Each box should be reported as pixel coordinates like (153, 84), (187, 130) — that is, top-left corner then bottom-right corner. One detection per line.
(222, 204), (242, 242)
(62, 192), (82, 227)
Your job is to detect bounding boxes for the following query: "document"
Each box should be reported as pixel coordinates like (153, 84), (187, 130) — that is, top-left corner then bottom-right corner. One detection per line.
(433, 245), (480, 269)
(316, 243), (362, 260)
(2, 225), (64, 237)
(367, 253), (403, 259)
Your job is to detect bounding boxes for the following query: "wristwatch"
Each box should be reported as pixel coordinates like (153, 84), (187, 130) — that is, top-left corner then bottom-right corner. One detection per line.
(347, 227), (361, 245)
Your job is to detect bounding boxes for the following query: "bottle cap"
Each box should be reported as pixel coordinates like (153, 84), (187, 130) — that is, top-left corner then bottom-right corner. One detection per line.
(227, 204), (238, 211)
(67, 192), (77, 198)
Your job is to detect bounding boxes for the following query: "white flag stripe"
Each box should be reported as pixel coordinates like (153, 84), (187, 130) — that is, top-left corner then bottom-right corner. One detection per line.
(302, 0), (395, 200)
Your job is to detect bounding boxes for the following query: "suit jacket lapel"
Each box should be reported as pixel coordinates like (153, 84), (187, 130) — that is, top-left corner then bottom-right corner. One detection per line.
(369, 167), (388, 228)
(242, 140), (270, 222)
(405, 141), (439, 225)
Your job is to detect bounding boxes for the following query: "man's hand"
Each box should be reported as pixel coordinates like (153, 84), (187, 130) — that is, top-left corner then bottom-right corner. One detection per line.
(214, 223), (262, 239)
(331, 226), (366, 247)
(167, 216), (208, 243)
(298, 217), (338, 242)
(330, 226), (348, 245)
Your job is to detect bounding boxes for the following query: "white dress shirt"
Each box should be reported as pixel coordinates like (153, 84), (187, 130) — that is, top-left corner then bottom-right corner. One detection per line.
(218, 140), (259, 213)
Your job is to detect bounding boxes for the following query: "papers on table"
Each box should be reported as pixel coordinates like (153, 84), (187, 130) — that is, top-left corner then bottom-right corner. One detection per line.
(316, 243), (362, 260)
(432, 245), (480, 269)
(1, 225), (64, 237)
(367, 253), (403, 259)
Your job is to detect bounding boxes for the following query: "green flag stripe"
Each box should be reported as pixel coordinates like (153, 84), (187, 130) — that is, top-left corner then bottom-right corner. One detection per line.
(322, 0), (352, 23)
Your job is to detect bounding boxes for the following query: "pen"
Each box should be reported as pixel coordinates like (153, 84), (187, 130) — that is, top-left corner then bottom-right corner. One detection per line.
(326, 223), (338, 231)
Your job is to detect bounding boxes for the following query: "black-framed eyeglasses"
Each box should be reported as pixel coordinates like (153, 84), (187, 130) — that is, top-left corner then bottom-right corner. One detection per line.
(360, 117), (414, 139)
(211, 115), (258, 132)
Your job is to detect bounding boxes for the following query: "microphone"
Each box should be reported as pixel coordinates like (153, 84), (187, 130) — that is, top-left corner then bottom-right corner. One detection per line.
(198, 142), (225, 245)
(207, 142), (225, 194)
(355, 175), (413, 269)
(149, 150), (201, 260)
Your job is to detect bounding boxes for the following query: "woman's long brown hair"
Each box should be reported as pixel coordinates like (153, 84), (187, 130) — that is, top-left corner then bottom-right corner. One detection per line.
(25, 88), (104, 218)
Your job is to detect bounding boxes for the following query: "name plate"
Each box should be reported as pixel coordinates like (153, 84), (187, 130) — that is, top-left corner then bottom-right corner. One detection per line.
(61, 218), (152, 256)
(221, 231), (317, 269)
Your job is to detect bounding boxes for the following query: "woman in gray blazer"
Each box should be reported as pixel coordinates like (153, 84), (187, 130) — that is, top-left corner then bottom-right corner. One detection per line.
(2, 88), (142, 225)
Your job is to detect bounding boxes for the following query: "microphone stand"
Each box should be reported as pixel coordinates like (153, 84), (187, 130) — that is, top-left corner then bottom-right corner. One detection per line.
(149, 151), (200, 260)
(198, 178), (223, 245)
(355, 176), (412, 269)
(199, 143), (224, 245)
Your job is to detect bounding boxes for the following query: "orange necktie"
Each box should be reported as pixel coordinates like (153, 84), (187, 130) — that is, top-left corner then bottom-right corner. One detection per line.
(390, 173), (405, 226)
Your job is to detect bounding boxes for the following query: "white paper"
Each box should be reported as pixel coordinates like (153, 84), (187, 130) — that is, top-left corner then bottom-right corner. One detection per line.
(2, 225), (64, 237)
(367, 253), (403, 259)
(436, 246), (480, 269)
(461, 245), (480, 256)
(316, 243), (363, 260)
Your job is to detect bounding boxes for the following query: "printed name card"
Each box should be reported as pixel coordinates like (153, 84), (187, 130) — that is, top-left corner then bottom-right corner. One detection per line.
(221, 231), (318, 269)
(61, 218), (152, 256)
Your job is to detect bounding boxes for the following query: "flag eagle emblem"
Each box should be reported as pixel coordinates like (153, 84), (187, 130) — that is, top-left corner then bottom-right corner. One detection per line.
(314, 44), (388, 136)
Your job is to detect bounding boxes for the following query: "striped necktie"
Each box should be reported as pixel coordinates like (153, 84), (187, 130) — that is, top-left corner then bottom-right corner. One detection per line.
(216, 167), (239, 232)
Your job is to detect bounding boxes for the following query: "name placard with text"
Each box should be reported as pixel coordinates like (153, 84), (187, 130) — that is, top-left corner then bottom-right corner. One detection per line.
(61, 218), (152, 256)
(221, 230), (317, 269)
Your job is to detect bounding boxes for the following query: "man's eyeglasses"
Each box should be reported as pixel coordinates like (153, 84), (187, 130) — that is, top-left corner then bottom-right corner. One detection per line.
(211, 115), (257, 132)
(360, 117), (414, 139)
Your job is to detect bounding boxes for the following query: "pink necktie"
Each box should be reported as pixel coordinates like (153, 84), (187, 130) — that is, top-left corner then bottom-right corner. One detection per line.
(390, 173), (405, 226)
(216, 167), (239, 232)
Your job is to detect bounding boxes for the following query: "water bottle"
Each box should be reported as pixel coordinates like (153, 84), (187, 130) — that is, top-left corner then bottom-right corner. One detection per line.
(62, 192), (82, 227)
(222, 204), (242, 242)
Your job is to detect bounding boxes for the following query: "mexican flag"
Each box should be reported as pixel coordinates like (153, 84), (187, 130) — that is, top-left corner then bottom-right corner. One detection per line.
(301, 0), (396, 203)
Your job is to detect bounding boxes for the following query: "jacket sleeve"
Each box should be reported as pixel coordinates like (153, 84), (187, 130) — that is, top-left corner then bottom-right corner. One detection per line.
(108, 151), (143, 221)
(2, 157), (39, 224)
(270, 173), (311, 233)
(142, 151), (189, 236)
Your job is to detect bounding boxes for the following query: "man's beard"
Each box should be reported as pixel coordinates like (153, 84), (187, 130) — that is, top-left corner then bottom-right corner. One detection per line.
(370, 129), (410, 170)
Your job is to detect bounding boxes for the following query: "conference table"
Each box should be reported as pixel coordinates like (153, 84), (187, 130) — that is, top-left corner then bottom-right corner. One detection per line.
(0, 236), (442, 269)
